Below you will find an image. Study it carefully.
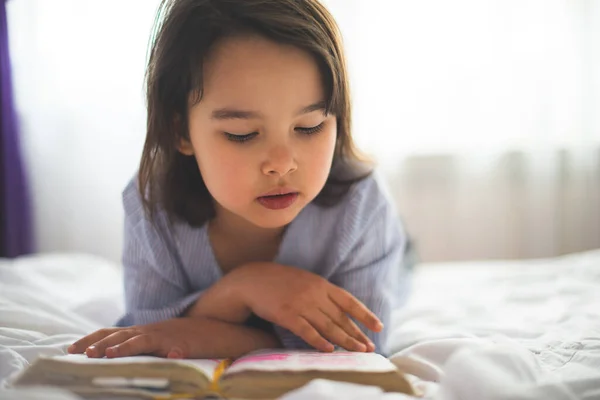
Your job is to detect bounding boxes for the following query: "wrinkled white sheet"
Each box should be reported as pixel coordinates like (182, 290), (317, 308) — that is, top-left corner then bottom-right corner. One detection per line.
(1, 250), (599, 399)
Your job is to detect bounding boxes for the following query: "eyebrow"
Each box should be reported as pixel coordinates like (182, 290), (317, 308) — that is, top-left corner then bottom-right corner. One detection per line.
(210, 100), (327, 121)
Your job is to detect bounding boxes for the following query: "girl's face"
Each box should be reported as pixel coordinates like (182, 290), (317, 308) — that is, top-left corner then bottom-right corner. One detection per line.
(180, 34), (337, 229)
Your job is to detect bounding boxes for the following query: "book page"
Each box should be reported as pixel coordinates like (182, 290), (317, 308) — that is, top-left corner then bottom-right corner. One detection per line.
(226, 350), (397, 375)
(47, 354), (221, 378)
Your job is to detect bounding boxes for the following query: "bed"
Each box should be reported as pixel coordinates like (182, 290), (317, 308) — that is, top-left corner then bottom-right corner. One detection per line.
(1, 250), (599, 399)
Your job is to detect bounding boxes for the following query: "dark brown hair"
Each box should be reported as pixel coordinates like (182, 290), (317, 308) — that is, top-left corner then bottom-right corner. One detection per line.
(139, 0), (371, 226)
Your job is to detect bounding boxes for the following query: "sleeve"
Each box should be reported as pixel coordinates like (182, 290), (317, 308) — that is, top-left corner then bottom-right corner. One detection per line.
(328, 202), (411, 356)
(272, 178), (412, 356)
(115, 184), (203, 327)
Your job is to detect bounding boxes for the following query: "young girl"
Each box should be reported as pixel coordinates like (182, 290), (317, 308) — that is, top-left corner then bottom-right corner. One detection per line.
(69, 0), (410, 360)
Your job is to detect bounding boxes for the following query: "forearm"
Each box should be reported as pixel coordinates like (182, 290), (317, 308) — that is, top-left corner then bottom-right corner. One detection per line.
(184, 267), (251, 323)
(191, 317), (281, 359)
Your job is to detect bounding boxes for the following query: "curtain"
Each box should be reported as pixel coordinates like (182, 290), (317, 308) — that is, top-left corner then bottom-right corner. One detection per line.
(325, 0), (600, 261)
(7, 0), (600, 262)
(6, 0), (156, 262)
(1, 0), (32, 257)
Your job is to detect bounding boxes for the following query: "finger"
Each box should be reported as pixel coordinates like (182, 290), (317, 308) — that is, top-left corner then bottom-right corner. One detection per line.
(105, 334), (158, 358)
(321, 303), (374, 351)
(68, 328), (121, 354)
(329, 289), (383, 332)
(308, 311), (368, 352)
(166, 346), (185, 359)
(86, 330), (138, 358)
(287, 316), (334, 353)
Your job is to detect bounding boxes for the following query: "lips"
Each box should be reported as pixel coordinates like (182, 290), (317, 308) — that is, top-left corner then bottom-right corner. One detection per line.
(257, 189), (299, 210)
(259, 187), (297, 197)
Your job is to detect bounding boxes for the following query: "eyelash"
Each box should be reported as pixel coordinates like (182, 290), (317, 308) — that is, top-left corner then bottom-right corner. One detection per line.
(224, 122), (325, 143)
(224, 132), (258, 143)
(297, 122), (325, 136)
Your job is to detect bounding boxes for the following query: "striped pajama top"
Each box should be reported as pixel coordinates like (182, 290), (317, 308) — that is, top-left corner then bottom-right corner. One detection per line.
(116, 173), (410, 356)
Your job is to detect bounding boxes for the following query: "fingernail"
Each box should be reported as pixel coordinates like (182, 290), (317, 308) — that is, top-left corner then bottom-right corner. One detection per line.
(167, 348), (183, 359)
(85, 346), (96, 356)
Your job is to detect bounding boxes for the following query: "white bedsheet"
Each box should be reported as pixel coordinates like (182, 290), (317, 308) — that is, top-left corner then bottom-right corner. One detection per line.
(1, 250), (599, 399)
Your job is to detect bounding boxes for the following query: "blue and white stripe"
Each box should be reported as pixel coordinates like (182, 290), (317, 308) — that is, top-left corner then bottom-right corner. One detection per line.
(117, 173), (410, 356)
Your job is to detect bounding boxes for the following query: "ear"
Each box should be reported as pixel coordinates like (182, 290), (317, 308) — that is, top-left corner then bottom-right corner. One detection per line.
(177, 138), (195, 156)
(173, 115), (195, 155)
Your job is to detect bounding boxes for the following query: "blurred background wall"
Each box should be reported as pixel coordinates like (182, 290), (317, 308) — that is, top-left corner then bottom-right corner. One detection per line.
(5, 0), (600, 263)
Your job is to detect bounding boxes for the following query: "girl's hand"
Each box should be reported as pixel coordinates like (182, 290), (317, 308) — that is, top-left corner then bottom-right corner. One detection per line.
(68, 318), (212, 359)
(232, 262), (383, 353)
(68, 317), (279, 359)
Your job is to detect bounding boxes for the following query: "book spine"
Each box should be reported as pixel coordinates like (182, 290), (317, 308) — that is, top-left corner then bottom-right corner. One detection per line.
(149, 359), (232, 400)
(209, 359), (232, 394)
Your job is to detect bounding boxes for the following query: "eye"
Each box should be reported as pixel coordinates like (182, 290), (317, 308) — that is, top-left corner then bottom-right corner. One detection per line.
(296, 122), (325, 135)
(224, 132), (258, 143)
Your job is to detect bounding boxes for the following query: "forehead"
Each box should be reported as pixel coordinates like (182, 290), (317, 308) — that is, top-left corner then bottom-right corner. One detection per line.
(199, 34), (325, 111)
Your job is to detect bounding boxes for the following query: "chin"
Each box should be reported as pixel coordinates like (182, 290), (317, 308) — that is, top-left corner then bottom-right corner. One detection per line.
(249, 209), (299, 229)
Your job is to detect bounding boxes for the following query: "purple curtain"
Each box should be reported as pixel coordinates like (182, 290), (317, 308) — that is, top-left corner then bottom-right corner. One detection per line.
(1, 0), (33, 257)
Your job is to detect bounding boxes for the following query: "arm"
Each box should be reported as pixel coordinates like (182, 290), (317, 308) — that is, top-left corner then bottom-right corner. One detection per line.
(70, 221), (281, 358)
(71, 183), (282, 359)
(119, 246), (279, 357)
(187, 260), (383, 353)
(117, 211), (203, 326)
(183, 269), (252, 323)
(329, 203), (411, 356)
(70, 316), (280, 360)
(159, 317), (281, 359)
(119, 182), (251, 326)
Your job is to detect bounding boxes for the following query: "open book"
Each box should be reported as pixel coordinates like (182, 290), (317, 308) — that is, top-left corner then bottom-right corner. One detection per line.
(13, 349), (416, 399)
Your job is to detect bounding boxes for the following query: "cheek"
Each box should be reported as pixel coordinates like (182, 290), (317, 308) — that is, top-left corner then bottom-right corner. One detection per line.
(304, 127), (337, 182)
(194, 139), (254, 202)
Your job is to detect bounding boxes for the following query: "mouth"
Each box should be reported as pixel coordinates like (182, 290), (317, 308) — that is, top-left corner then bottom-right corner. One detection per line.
(257, 191), (299, 210)
(259, 187), (297, 197)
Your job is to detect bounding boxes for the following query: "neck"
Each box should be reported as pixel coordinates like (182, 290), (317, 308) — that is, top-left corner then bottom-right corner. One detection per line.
(209, 204), (285, 246)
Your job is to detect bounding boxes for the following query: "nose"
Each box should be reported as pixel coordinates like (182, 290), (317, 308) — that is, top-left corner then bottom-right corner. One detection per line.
(261, 143), (298, 177)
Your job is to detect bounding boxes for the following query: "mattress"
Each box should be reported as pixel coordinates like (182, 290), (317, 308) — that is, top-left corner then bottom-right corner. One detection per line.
(1, 250), (599, 399)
